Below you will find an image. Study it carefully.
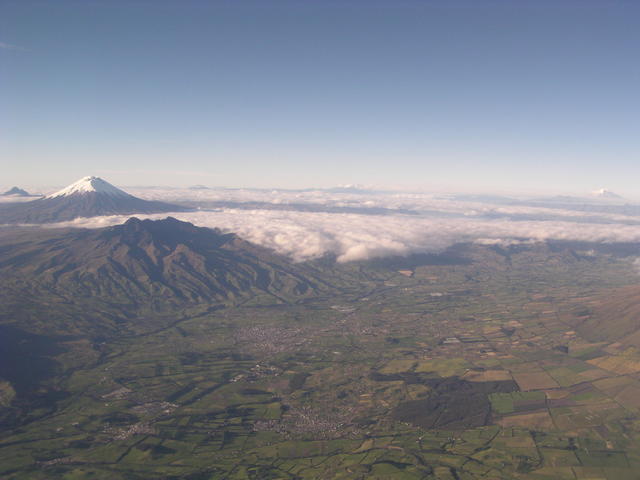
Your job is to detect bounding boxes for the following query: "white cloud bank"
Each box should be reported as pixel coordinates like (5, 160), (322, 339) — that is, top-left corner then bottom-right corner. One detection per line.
(124, 186), (640, 223)
(49, 206), (640, 263)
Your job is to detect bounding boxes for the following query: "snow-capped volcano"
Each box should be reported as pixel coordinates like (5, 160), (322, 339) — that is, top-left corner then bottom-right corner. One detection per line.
(0, 176), (190, 224)
(46, 176), (130, 199)
(591, 188), (623, 200)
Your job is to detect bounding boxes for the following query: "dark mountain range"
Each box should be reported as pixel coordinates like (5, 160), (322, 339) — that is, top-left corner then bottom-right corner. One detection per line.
(0, 176), (189, 224)
(0, 217), (339, 337)
(0, 218), (324, 322)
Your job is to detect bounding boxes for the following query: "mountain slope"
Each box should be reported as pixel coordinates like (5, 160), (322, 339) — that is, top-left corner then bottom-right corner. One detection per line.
(0, 217), (323, 306)
(0, 176), (188, 223)
(576, 285), (640, 347)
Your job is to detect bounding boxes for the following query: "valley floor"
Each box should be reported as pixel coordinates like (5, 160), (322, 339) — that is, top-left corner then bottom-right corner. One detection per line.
(2, 246), (640, 479)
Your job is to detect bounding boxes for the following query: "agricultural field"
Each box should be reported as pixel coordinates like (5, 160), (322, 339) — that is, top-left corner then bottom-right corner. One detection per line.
(2, 242), (640, 479)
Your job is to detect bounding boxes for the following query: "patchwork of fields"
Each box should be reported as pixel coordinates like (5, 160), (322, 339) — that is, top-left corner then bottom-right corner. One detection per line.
(2, 244), (640, 479)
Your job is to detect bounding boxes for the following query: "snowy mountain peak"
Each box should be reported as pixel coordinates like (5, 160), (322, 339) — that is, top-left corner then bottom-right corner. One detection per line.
(46, 176), (130, 199)
(592, 188), (623, 199)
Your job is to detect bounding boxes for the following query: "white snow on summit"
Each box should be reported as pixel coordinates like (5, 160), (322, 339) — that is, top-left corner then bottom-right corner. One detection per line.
(46, 176), (130, 199)
(591, 188), (623, 199)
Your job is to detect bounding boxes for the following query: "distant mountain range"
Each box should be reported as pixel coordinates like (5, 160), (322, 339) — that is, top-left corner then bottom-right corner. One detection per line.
(454, 188), (627, 206)
(0, 176), (189, 223)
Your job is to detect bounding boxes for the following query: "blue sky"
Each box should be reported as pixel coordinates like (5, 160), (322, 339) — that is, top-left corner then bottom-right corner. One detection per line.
(1, 0), (639, 194)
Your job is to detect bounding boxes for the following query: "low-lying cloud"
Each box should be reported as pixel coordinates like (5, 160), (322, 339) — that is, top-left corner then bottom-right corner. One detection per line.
(49, 205), (640, 263)
(1, 186), (628, 262)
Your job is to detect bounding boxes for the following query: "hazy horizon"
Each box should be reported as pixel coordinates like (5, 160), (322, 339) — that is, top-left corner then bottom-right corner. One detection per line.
(4, 175), (640, 264)
(1, 175), (638, 202)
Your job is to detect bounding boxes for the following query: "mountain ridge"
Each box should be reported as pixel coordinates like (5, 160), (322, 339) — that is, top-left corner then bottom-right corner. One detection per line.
(0, 217), (329, 334)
